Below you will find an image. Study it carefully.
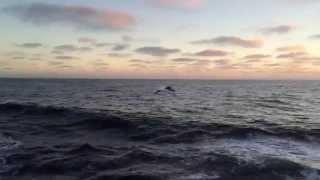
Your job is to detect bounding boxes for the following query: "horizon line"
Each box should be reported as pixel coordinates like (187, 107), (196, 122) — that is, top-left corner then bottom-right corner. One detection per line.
(1, 77), (320, 81)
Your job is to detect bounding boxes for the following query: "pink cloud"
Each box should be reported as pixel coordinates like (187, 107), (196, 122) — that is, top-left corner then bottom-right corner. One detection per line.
(64, 5), (136, 30)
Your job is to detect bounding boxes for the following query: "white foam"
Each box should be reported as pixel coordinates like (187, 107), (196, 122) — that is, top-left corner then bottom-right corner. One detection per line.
(0, 134), (21, 151)
(0, 134), (21, 174)
(200, 135), (320, 169)
(179, 173), (220, 180)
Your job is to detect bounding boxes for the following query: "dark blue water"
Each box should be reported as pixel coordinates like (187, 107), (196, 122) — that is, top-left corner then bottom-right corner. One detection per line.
(0, 79), (320, 179)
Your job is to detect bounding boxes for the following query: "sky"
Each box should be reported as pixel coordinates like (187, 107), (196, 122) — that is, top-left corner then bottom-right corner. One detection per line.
(1, 0), (320, 79)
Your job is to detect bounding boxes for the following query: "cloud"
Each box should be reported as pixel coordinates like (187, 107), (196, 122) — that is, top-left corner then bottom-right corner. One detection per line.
(294, 56), (320, 61)
(4, 51), (43, 61)
(171, 58), (201, 63)
(86, 40), (130, 51)
(3, 67), (13, 71)
(276, 46), (320, 62)
(170, 57), (214, 67)
(265, 63), (281, 67)
(277, 52), (320, 62)
(78, 47), (93, 52)
(148, 0), (206, 9)
(48, 61), (73, 69)
(53, 44), (91, 53)
(277, 52), (307, 59)
(51, 50), (64, 55)
(108, 53), (131, 58)
(191, 59), (212, 66)
(3, 3), (136, 31)
(93, 61), (109, 66)
(55, 56), (76, 60)
(49, 61), (64, 66)
(214, 59), (230, 66)
(122, 35), (134, 42)
(16, 43), (43, 48)
(277, 52), (306, 59)
(211, 59), (239, 69)
(172, 58), (196, 62)
(95, 43), (113, 47)
(28, 53), (42, 61)
(309, 34), (320, 39)
(135, 46), (180, 56)
(11, 56), (25, 60)
(276, 45), (305, 52)
(112, 44), (129, 51)
(243, 54), (271, 59)
(3, 51), (25, 57)
(260, 25), (295, 34)
(229, 62), (253, 69)
(29, 57), (42, 61)
(54, 45), (78, 52)
(130, 59), (153, 64)
(78, 37), (97, 44)
(245, 59), (262, 63)
(192, 36), (263, 48)
(193, 49), (229, 57)
(130, 64), (147, 68)
(121, 35), (160, 44)
(60, 65), (73, 69)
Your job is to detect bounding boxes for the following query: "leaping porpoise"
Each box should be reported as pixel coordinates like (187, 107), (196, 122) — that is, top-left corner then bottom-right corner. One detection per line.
(164, 86), (175, 92)
(154, 86), (176, 94)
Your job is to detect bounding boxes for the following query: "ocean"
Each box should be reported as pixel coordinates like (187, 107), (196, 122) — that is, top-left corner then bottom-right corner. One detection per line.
(0, 79), (320, 180)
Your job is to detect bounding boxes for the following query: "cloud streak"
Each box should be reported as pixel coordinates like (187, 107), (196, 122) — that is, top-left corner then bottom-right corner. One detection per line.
(193, 49), (230, 57)
(172, 58), (198, 63)
(260, 25), (294, 35)
(309, 34), (320, 39)
(78, 37), (97, 44)
(276, 45), (305, 52)
(243, 54), (271, 59)
(54, 45), (79, 52)
(16, 43), (43, 48)
(130, 59), (153, 64)
(53, 44), (92, 53)
(112, 44), (129, 51)
(55, 56), (76, 60)
(135, 46), (180, 56)
(192, 36), (263, 48)
(277, 52), (307, 59)
(3, 3), (136, 31)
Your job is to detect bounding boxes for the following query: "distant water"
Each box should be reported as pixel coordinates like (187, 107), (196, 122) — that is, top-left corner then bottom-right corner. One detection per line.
(0, 79), (320, 180)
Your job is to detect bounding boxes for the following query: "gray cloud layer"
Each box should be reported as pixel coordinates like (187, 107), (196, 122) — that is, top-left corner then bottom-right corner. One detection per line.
(112, 44), (130, 51)
(135, 46), (180, 56)
(3, 3), (135, 31)
(260, 25), (294, 34)
(193, 49), (229, 57)
(16, 43), (43, 48)
(172, 58), (198, 63)
(309, 34), (320, 39)
(192, 36), (263, 48)
(55, 45), (79, 52)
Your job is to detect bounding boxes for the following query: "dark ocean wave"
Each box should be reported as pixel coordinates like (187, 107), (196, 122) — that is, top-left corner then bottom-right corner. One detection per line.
(1, 102), (320, 179)
(2, 143), (319, 180)
(0, 102), (320, 142)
